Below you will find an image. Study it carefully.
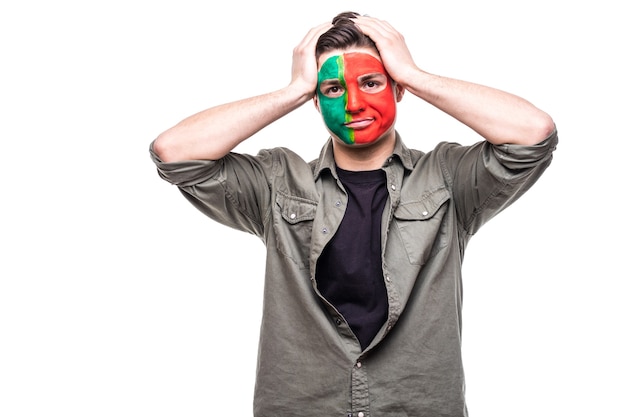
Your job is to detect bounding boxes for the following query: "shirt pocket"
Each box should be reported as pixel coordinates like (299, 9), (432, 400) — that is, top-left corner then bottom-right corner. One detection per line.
(392, 187), (451, 265)
(275, 192), (317, 269)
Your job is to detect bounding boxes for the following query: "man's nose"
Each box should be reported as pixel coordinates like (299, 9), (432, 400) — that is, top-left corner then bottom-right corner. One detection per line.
(345, 87), (365, 113)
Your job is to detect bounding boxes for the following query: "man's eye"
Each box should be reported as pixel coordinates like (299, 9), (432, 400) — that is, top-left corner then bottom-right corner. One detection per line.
(324, 86), (344, 97)
(363, 80), (383, 91)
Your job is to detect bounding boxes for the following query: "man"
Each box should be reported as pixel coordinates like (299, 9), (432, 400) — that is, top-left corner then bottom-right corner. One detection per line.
(150, 11), (557, 417)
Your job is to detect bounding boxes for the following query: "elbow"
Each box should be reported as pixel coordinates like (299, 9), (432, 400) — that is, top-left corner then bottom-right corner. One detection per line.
(508, 111), (555, 146)
(152, 130), (180, 163)
(527, 111), (556, 145)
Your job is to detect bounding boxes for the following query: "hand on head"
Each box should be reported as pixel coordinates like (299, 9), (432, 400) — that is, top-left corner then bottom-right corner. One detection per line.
(290, 22), (332, 100)
(296, 13), (418, 95)
(351, 15), (419, 87)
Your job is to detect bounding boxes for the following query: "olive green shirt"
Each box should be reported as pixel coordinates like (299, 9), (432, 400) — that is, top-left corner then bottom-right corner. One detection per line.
(150, 130), (557, 417)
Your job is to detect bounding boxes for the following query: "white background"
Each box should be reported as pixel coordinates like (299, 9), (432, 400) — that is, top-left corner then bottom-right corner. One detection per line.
(1, 0), (624, 416)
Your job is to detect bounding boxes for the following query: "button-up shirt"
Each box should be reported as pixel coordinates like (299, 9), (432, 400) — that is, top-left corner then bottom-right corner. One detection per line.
(150, 130), (558, 417)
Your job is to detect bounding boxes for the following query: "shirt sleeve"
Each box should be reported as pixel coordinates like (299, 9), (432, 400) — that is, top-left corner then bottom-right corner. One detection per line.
(149, 141), (274, 238)
(439, 128), (558, 235)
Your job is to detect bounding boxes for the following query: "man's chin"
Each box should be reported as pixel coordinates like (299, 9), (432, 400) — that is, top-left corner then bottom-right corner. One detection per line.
(333, 135), (381, 148)
(333, 129), (379, 146)
(337, 125), (395, 149)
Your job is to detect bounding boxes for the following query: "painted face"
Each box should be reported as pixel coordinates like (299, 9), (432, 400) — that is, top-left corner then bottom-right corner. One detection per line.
(317, 52), (397, 145)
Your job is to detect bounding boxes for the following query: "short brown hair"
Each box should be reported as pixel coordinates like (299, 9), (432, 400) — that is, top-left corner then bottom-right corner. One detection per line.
(315, 11), (378, 60)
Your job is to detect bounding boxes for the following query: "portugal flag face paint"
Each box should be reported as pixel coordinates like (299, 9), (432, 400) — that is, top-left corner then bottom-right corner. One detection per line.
(317, 52), (396, 145)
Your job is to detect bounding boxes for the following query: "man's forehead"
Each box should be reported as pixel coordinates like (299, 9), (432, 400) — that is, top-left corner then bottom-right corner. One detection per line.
(317, 47), (382, 68)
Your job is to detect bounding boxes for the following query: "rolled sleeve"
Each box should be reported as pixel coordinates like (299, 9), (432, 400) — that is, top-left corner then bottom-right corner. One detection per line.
(149, 141), (224, 187)
(488, 128), (559, 174)
(149, 141), (273, 237)
(443, 129), (558, 234)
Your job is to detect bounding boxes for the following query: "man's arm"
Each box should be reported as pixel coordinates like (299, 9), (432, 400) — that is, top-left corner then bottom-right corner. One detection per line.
(152, 23), (331, 163)
(355, 16), (555, 146)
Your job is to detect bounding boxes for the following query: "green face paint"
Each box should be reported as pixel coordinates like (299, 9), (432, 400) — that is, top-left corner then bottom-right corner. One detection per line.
(317, 52), (396, 145)
(317, 55), (354, 144)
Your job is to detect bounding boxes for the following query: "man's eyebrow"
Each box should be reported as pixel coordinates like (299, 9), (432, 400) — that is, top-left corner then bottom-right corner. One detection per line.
(358, 73), (386, 81)
(320, 79), (342, 85)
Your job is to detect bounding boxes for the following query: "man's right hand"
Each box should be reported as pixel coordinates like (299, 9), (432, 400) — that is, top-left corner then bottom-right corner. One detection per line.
(288, 22), (332, 102)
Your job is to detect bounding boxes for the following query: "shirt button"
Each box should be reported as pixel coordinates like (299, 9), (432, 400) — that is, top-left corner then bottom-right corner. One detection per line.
(335, 318), (342, 325)
(385, 276), (391, 282)
(335, 200), (342, 207)
(356, 361), (362, 368)
(289, 213), (296, 219)
(390, 184), (396, 191)
(322, 227), (328, 234)
(422, 210), (428, 216)
(358, 412), (365, 417)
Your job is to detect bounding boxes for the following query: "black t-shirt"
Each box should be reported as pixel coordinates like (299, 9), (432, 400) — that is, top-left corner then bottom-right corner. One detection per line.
(316, 167), (389, 349)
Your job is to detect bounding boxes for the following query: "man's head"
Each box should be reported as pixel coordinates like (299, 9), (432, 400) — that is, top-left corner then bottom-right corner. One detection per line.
(314, 12), (404, 147)
(315, 12), (378, 61)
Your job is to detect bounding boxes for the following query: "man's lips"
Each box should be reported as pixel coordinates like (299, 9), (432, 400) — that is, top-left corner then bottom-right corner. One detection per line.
(344, 118), (374, 129)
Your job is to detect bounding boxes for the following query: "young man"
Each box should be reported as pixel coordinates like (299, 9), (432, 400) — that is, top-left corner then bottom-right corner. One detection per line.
(150, 11), (557, 417)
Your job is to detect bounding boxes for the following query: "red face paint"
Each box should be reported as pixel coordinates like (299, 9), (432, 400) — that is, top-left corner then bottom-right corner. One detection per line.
(317, 52), (396, 145)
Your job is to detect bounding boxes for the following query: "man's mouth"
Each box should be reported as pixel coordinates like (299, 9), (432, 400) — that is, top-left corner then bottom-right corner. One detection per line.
(344, 118), (374, 129)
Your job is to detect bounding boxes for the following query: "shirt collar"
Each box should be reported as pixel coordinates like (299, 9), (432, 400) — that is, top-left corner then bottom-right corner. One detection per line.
(313, 131), (415, 180)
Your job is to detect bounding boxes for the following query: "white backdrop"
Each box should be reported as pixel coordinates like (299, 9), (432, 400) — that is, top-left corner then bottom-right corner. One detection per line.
(1, 1), (624, 416)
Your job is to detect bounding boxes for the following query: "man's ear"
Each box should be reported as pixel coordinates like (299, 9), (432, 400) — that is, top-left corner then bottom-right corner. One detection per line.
(313, 94), (321, 112)
(394, 83), (405, 103)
